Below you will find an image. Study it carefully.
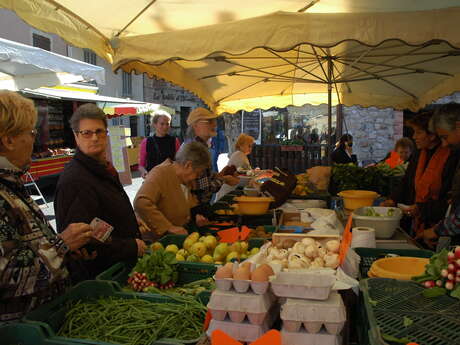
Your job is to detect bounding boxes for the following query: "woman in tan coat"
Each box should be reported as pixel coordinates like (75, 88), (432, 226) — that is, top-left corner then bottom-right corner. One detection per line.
(134, 141), (211, 238)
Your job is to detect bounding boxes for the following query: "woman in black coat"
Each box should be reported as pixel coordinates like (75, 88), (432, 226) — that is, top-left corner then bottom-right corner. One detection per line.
(331, 134), (357, 165)
(54, 104), (145, 283)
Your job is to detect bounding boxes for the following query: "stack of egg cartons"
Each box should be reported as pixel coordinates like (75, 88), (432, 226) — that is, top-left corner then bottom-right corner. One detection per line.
(271, 271), (345, 345)
(207, 263), (278, 343)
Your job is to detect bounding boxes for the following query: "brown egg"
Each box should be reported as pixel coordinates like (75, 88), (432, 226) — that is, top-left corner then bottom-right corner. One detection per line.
(234, 265), (251, 280)
(251, 266), (270, 282)
(215, 265), (233, 279)
(241, 261), (252, 269)
(258, 264), (274, 276)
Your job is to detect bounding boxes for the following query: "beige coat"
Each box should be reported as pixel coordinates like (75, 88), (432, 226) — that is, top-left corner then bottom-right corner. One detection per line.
(134, 162), (197, 237)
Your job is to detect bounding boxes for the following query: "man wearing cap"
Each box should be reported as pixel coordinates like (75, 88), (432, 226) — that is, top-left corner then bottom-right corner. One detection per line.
(185, 107), (239, 205)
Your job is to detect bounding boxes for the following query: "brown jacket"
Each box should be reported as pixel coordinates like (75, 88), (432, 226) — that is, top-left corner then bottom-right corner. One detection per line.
(134, 162), (197, 237)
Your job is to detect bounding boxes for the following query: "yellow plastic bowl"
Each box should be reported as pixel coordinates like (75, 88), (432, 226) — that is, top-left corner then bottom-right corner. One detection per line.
(338, 190), (379, 210)
(234, 196), (274, 215)
(368, 257), (429, 280)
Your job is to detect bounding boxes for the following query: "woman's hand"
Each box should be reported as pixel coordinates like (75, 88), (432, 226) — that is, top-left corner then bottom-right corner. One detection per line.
(196, 214), (210, 227)
(59, 223), (92, 251)
(136, 216), (151, 235)
(168, 226), (188, 235)
(135, 239), (147, 257)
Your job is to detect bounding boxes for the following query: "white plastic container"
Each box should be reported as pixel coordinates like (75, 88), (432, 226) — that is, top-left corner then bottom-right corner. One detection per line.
(207, 307), (277, 343)
(281, 328), (342, 345)
(352, 206), (402, 239)
(280, 292), (346, 335)
(207, 289), (276, 325)
(270, 271), (335, 300)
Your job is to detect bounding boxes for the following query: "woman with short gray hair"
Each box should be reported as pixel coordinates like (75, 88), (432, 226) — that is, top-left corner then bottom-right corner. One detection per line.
(134, 142), (211, 238)
(54, 103), (145, 283)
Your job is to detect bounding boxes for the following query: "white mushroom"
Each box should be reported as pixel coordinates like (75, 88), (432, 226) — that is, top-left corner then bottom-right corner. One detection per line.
(317, 247), (327, 258)
(324, 253), (340, 268)
(293, 242), (306, 255)
(313, 257), (325, 267)
(304, 244), (318, 258)
(326, 240), (340, 254)
(301, 238), (316, 247)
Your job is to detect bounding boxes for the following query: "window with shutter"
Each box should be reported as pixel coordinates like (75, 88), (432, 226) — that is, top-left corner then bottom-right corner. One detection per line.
(32, 33), (51, 51)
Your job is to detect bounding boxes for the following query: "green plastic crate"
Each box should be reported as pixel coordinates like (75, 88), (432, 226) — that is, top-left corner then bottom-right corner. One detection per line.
(0, 322), (181, 345)
(1, 323), (69, 345)
(360, 278), (460, 345)
(354, 247), (433, 279)
(23, 280), (201, 345)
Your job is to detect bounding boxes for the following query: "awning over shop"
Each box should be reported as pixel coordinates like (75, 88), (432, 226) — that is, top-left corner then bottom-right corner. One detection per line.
(21, 86), (143, 104)
(20, 86), (174, 117)
(0, 37), (105, 90)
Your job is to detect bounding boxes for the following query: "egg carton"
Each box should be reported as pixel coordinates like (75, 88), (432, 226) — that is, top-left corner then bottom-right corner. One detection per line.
(270, 271), (336, 300)
(281, 328), (342, 345)
(280, 292), (346, 335)
(214, 276), (270, 294)
(214, 262), (273, 294)
(207, 306), (278, 343)
(208, 289), (276, 325)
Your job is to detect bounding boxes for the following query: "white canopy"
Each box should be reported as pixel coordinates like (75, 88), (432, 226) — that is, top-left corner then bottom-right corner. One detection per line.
(0, 37), (105, 91)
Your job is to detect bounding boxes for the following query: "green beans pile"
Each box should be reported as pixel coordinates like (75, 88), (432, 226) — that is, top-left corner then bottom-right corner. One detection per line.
(57, 296), (207, 345)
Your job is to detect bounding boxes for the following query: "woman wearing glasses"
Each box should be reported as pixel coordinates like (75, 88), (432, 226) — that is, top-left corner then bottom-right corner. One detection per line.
(0, 91), (93, 321)
(54, 103), (145, 283)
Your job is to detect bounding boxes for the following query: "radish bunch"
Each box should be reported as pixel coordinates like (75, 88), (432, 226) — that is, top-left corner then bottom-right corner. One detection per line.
(422, 247), (460, 291)
(128, 272), (176, 291)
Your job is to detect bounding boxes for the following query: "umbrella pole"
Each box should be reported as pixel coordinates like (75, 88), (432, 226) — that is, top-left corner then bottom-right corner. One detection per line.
(327, 57), (333, 165)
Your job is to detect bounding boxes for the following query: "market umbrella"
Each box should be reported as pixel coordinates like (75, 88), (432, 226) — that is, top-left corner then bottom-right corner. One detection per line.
(111, 8), (460, 149)
(1, 0), (459, 63)
(0, 37), (105, 90)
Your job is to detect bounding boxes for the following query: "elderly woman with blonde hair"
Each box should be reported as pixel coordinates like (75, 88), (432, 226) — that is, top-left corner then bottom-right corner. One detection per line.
(215, 133), (255, 200)
(0, 91), (93, 321)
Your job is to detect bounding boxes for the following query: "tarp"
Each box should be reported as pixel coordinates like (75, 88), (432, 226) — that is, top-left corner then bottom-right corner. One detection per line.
(112, 9), (460, 113)
(0, 37), (105, 90)
(2, 0), (460, 62)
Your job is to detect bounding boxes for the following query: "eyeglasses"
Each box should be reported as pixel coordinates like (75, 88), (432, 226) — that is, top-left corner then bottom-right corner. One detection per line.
(75, 129), (108, 138)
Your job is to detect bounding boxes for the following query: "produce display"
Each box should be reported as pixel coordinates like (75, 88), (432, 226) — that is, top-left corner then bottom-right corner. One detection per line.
(152, 232), (261, 264)
(127, 249), (178, 291)
(260, 238), (340, 270)
(58, 296), (206, 345)
(331, 163), (405, 196)
(412, 248), (460, 298)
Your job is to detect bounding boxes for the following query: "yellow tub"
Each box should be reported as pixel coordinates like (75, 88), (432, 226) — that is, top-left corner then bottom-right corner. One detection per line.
(368, 257), (429, 280)
(338, 190), (379, 210)
(234, 196), (274, 215)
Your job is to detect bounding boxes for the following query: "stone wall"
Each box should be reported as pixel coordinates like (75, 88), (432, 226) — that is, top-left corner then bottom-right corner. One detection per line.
(343, 106), (403, 164)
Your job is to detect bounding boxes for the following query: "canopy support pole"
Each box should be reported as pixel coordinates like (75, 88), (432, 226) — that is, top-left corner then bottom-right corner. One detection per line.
(327, 57), (333, 165)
